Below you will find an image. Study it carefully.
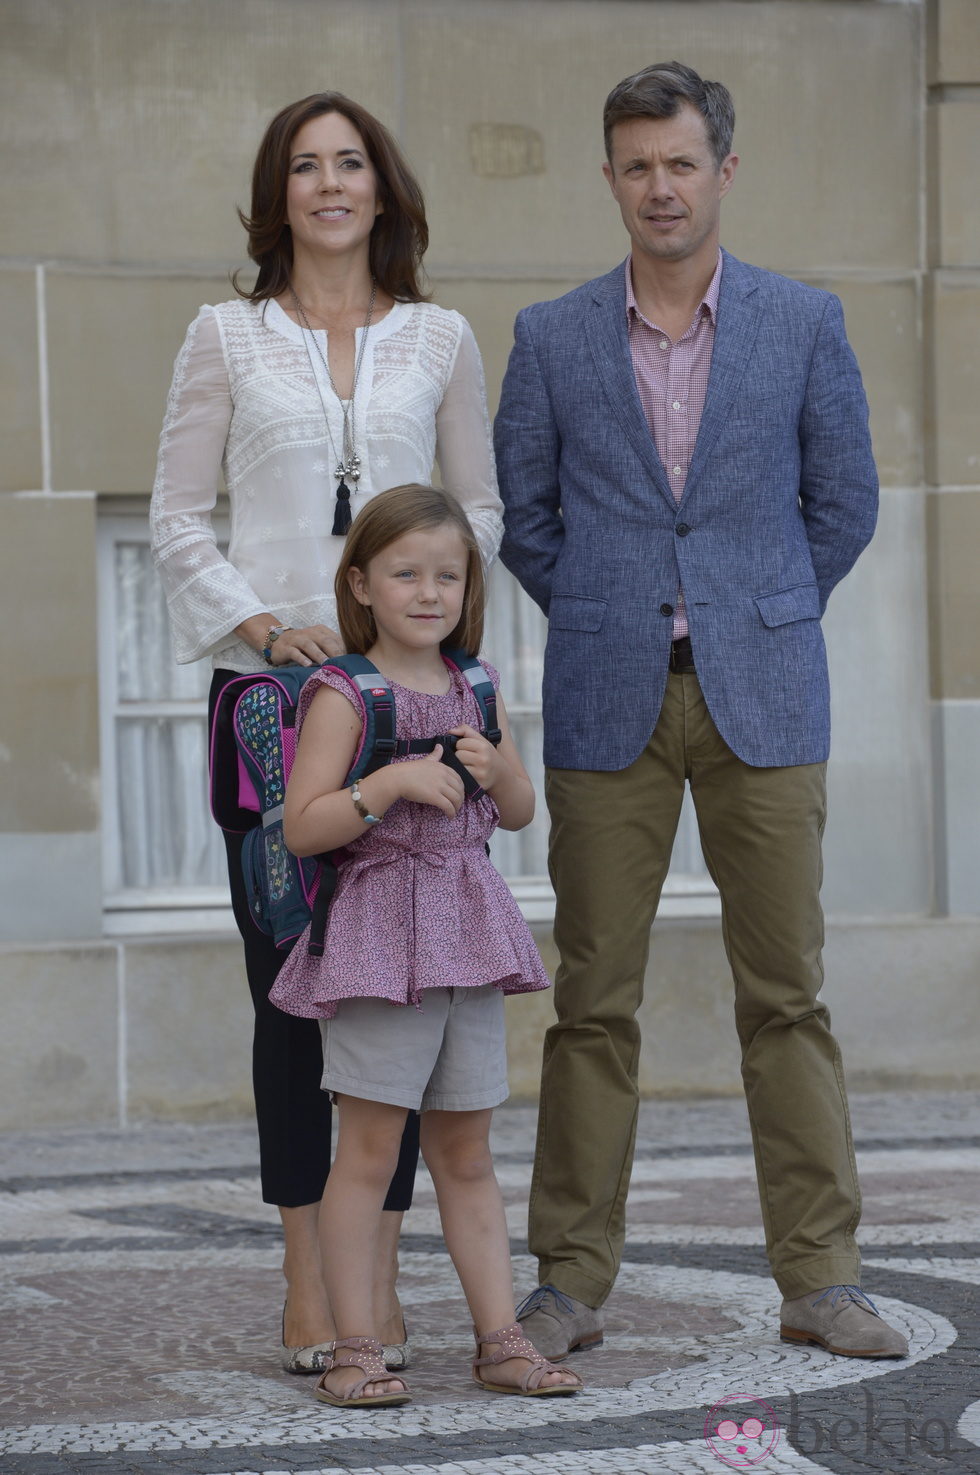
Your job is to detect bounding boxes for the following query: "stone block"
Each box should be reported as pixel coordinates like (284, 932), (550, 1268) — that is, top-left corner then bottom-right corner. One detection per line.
(124, 936), (255, 1120)
(929, 0), (980, 85)
(933, 100), (980, 268)
(932, 699), (980, 915)
(0, 943), (119, 1129)
(2, 0), (401, 267)
(926, 489), (980, 699)
(822, 919), (980, 1086)
(507, 920), (739, 1098)
(0, 492), (100, 831)
(0, 271), (42, 491)
(0, 834), (103, 944)
(823, 488), (933, 915)
(442, 272), (921, 482)
(46, 273), (228, 494)
(428, 277), (581, 416)
(4, 908), (978, 1130)
(510, 915), (980, 1100)
(404, 0), (919, 277)
(926, 271), (980, 487)
(808, 276), (921, 488)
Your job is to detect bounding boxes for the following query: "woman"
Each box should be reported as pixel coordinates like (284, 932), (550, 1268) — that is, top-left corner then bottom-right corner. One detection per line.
(150, 92), (503, 1372)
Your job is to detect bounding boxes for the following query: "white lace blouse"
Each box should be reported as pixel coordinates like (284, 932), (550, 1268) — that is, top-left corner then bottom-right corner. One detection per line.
(150, 297), (503, 671)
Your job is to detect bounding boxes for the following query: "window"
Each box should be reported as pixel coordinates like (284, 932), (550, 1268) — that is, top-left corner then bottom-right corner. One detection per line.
(98, 508), (716, 932)
(98, 506), (232, 934)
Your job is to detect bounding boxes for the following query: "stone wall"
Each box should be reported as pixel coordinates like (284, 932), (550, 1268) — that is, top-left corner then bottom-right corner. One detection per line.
(1, 0), (977, 1127)
(926, 0), (980, 913)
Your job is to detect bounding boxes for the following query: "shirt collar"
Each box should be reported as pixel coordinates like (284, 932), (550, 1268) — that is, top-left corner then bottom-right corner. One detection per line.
(625, 249), (723, 328)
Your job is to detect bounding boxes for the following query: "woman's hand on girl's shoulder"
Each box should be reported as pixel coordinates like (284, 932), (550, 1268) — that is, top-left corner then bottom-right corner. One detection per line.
(234, 618), (345, 667)
(272, 624), (345, 666)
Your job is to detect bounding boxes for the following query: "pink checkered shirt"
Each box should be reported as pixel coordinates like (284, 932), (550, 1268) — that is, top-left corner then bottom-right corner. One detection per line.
(626, 250), (723, 641)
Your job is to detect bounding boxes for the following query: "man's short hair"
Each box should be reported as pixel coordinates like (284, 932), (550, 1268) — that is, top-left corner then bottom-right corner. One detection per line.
(603, 61), (735, 169)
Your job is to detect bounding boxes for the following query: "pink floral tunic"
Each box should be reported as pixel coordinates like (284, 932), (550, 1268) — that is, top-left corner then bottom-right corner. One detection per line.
(269, 659), (550, 1020)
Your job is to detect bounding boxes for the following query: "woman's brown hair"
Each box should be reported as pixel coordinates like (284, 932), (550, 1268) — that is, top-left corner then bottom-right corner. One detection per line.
(335, 486), (485, 656)
(234, 92), (429, 303)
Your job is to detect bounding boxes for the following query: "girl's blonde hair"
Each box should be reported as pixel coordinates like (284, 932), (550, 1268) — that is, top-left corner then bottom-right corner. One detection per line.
(335, 485), (486, 656)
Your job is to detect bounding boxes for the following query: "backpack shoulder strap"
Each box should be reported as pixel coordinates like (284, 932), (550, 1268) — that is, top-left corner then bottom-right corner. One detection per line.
(440, 646), (502, 745)
(319, 655), (398, 783)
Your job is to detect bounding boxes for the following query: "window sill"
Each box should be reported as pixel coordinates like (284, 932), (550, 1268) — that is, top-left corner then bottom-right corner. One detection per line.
(103, 876), (720, 938)
(510, 876), (720, 924)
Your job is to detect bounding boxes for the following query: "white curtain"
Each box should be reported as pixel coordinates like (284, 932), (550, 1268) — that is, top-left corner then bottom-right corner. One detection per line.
(112, 542), (227, 893)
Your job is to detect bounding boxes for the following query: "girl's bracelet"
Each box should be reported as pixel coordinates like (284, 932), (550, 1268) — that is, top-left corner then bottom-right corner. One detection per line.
(350, 782), (382, 825)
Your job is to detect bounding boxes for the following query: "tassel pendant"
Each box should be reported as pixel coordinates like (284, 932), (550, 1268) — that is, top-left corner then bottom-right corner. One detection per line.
(331, 478), (352, 536)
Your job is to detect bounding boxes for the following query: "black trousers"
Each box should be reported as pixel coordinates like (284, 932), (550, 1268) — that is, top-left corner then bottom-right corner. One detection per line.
(211, 671), (420, 1209)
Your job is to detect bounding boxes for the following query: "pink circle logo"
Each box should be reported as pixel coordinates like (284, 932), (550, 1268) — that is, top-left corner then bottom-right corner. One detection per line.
(704, 1396), (781, 1467)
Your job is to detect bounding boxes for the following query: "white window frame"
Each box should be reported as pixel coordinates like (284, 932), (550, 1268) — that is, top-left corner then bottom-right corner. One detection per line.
(97, 503), (717, 935)
(97, 500), (236, 936)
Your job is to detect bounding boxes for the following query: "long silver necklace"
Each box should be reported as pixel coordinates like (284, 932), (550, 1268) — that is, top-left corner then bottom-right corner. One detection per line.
(290, 280), (377, 535)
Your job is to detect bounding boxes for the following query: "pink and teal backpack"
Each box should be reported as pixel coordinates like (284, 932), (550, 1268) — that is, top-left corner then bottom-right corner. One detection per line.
(209, 648), (500, 955)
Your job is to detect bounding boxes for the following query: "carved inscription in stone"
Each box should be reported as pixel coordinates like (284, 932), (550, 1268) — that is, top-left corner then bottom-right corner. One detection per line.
(468, 123), (545, 177)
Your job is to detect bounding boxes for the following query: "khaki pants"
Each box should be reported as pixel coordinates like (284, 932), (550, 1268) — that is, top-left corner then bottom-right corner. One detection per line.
(530, 672), (862, 1305)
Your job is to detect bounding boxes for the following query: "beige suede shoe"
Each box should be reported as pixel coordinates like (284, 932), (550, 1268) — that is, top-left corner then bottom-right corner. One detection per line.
(515, 1285), (604, 1360)
(780, 1285), (908, 1358)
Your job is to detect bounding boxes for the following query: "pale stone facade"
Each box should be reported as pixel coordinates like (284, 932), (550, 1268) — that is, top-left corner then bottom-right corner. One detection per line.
(1, 0), (978, 1128)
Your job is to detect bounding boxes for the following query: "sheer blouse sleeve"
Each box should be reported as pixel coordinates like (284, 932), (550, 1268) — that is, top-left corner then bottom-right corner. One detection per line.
(435, 317), (504, 567)
(149, 307), (269, 664)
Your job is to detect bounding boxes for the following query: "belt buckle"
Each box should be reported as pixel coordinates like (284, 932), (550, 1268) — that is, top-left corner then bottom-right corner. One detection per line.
(670, 637), (693, 673)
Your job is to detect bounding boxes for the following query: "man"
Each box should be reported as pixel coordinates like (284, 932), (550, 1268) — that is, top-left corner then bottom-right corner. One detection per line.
(494, 61), (907, 1363)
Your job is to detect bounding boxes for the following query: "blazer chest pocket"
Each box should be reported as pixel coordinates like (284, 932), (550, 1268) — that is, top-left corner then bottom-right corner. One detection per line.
(754, 583), (821, 627)
(548, 594), (607, 632)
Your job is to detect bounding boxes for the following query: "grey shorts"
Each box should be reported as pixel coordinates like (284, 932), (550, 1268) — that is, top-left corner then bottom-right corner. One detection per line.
(318, 984), (509, 1112)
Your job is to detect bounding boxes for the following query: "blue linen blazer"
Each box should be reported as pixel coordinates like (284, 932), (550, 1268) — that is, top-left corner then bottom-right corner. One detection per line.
(493, 250), (878, 771)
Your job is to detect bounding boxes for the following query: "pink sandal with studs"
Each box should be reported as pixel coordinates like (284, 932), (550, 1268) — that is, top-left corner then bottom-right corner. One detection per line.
(314, 1335), (411, 1408)
(472, 1322), (583, 1396)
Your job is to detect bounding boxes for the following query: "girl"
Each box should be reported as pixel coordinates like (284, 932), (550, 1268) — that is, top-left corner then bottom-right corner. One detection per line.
(270, 485), (583, 1407)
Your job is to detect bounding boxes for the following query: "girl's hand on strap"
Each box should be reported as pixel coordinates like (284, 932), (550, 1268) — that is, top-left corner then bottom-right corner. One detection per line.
(449, 697), (535, 832)
(393, 745), (465, 818)
(449, 724), (504, 792)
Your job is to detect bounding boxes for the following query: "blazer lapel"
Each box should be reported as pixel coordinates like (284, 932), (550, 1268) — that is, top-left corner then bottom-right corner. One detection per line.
(587, 264), (675, 509)
(681, 250), (763, 503)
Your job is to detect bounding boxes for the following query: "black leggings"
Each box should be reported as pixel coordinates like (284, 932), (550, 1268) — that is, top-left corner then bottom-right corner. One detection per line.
(211, 671), (420, 1209)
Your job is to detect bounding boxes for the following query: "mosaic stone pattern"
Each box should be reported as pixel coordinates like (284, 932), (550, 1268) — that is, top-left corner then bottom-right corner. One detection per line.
(1, 1093), (979, 1474)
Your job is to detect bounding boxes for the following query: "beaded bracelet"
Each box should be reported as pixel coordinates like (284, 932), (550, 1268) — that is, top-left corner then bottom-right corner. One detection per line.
(262, 625), (292, 665)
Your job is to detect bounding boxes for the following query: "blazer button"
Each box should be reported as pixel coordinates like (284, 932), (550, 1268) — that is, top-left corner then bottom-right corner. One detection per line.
(676, 523), (691, 537)
(660, 602), (674, 616)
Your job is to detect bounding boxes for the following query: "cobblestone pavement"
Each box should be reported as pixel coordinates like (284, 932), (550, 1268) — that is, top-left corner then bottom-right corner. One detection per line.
(1, 1091), (979, 1475)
